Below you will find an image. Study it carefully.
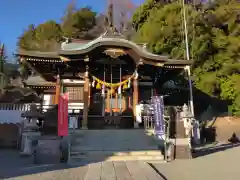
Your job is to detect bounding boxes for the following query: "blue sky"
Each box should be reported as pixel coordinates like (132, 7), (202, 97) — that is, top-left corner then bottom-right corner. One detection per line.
(0, 0), (144, 58)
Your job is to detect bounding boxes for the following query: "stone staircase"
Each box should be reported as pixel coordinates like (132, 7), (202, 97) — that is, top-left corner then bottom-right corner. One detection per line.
(69, 129), (164, 163)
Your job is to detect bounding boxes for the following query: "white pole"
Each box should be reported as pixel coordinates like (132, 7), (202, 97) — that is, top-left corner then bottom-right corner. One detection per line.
(182, 0), (200, 144)
(182, 0), (194, 116)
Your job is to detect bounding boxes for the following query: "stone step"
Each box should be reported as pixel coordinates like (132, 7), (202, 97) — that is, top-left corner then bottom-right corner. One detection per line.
(71, 145), (159, 152)
(71, 150), (163, 157)
(70, 130), (163, 162)
(70, 155), (164, 162)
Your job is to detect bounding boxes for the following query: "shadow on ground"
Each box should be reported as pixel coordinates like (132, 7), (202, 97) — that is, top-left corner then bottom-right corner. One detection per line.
(0, 130), (163, 179)
(192, 142), (240, 158)
(0, 149), (88, 179)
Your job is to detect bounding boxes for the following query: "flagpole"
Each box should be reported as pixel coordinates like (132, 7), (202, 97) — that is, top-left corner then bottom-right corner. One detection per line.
(182, 0), (201, 145)
(182, 0), (194, 116)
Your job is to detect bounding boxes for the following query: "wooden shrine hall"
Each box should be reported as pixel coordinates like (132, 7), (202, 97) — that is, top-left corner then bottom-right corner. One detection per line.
(17, 30), (192, 129)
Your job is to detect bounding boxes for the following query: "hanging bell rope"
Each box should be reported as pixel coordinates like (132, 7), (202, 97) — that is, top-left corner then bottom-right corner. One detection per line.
(91, 71), (137, 88)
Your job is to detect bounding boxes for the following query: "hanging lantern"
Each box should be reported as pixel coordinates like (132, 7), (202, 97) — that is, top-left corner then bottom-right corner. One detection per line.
(96, 82), (101, 89)
(128, 79), (131, 88)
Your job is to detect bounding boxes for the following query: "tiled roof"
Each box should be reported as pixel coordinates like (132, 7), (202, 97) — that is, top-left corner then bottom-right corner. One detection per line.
(0, 87), (40, 103)
(24, 76), (55, 86)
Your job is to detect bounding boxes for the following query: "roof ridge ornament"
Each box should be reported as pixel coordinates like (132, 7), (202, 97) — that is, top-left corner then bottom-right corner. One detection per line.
(62, 36), (71, 44)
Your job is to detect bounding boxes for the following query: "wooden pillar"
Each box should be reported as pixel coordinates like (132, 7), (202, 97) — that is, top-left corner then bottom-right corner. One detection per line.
(107, 92), (110, 113)
(55, 75), (61, 104)
(82, 70), (89, 129)
(115, 93), (118, 112)
(133, 78), (139, 128)
(88, 83), (91, 107)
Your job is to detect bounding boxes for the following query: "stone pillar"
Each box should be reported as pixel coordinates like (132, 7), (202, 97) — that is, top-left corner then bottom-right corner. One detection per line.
(55, 75), (61, 105)
(133, 78), (139, 128)
(174, 107), (192, 159)
(82, 69), (89, 129)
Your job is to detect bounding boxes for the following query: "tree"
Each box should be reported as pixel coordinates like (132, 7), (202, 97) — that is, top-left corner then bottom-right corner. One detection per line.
(18, 24), (37, 50)
(61, 5), (97, 38)
(18, 21), (62, 51)
(132, 0), (168, 31)
(132, 0), (240, 115)
(61, 0), (78, 38)
(0, 44), (6, 73)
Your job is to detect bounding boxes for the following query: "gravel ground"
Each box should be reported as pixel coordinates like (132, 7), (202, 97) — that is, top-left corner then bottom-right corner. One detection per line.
(152, 143), (240, 180)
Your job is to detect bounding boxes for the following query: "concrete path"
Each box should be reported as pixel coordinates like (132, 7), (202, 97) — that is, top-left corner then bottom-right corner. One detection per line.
(152, 145), (240, 180)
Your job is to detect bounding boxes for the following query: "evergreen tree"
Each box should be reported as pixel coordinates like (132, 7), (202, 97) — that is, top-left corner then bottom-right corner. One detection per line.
(132, 0), (240, 115)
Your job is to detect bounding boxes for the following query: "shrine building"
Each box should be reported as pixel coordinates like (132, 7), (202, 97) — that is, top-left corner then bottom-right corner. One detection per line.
(17, 27), (193, 129)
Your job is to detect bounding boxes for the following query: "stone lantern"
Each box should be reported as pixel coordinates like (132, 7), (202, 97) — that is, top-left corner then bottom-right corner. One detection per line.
(20, 104), (43, 156)
(180, 104), (194, 137)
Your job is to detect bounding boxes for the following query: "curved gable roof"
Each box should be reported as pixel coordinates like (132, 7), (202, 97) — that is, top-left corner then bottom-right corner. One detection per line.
(17, 34), (193, 66)
(60, 35), (168, 61)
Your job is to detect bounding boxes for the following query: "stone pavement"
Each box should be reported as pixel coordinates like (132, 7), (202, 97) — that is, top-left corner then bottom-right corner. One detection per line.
(1, 143), (239, 180)
(152, 145), (240, 180)
(1, 161), (165, 180)
(0, 150), (164, 180)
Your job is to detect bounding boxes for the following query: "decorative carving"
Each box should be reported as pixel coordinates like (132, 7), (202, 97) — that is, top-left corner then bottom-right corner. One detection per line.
(84, 56), (89, 62)
(156, 63), (164, 67)
(60, 56), (70, 62)
(104, 48), (126, 59)
(20, 57), (25, 63)
(138, 58), (144, 66)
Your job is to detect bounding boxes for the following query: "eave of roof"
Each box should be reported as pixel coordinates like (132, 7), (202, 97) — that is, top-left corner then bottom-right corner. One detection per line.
(16, 49), (60, 59)
(16, 35), (193, 65)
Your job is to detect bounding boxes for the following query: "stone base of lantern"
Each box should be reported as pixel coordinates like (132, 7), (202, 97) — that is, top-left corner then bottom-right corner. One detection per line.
(20, 132), (41, 156)
(34, 136), (62, 164)
(174, 118), (192, 159)
(174, 138), (192, 159)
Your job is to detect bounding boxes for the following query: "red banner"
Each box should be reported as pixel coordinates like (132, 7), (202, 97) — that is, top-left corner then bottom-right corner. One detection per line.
(58, 93), (69, 136)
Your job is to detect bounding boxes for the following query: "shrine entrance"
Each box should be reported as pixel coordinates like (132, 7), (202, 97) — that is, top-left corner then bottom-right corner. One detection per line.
(91, 55), (135, 128)
(103, 63), (127, 116)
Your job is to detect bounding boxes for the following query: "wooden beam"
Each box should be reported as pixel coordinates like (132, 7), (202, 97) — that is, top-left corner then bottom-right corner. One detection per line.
(82, 68), (89, 129)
